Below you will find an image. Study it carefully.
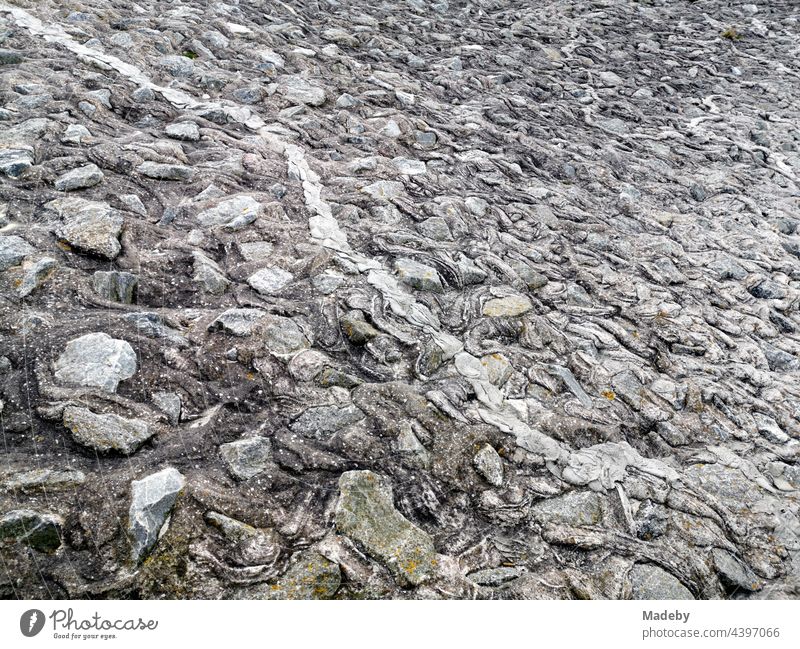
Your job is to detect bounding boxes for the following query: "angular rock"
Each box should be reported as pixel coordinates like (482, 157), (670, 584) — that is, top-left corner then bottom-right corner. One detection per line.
(277, 77), (326, 106)
(473, 443), (504, 487)
(248, 267), (293, 295)
(629, 564), (693, 600)
(54, 163), (104, 191)
(62, 406), (153, 455)
(0, 469), (85, 494)
(165, 122), (200, 142)
(0, 148), (33, 177)
(264, 551), (340, 600)
(340, 310), (379, 345)
(0, 509), (62, 552)
(136, 161), (194, 181)
(193, 251), (230, 295)
(219, 436), (272, 480)
(196, 195), (261, 228)
(0, 235), (35, 271)
(482, 295), (533, 317)
(17, 257), (56, 297)
(290, 405), (364, 438)
(92, 270), (138, 303)
(53, 332), (137, 392)
(152, 391), (181, 425)
(393, 257), (443, 293)
(128, 467), (186, 563)
(336, 470), (436, 586)
(49, 198), (124, 259)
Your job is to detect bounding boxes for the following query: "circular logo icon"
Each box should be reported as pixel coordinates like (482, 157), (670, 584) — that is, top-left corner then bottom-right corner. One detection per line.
(20, 609), (45, 637)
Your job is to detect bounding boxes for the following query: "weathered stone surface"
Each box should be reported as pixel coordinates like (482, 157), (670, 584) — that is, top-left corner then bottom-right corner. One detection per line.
(0, 148), (33, 177)
(193, 251), (230, 294)
(92, 270), (138, 303)
(263, 551), (340, 600)
(248, 267), (293, 295)
(336, 470), (435, 586)
(290, 405), (364, 438)
(136, 161), (194, 181)
(219, 436), (272, 480)
(49, 198), (123, 259)
(195, 195), (261, 227)
(0, 235), (35, 271)
(277, 77), (326, 106)
(393, 257), (443, 293)
(54, 164), (104, 191)
(482, 295), (533, 317)
(0, 509), (62, 552)
(629, 564), (694, 600)
(473, 443), (504, 487)
(53, 332), (137, 392)
(0, 469), (85, 494)
(152, 391), (181, 425)
(165, 121), (200, 142)
(62, 406), (153, 455)
(128, 467), (185, 563)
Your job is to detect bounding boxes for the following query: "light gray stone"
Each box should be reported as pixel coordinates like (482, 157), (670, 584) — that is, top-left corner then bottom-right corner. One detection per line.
(53, 332), (137, 392)
(54, 163), (104, 191)
(248, 267), (293, 295)
(62, 406), (152, 455)
(128, 467), (186, 563)
(219, 436), (272, 480)
(336, 470), (436, 586)
(49, 198), (123, 259)
(0, 235), (35, 271)
(473, 443), (504, 486)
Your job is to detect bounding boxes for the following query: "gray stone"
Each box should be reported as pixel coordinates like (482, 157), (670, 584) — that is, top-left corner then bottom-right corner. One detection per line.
(340, 310), (379, 345)
(0, 49), (24, 65)
(277, 76), (326, 106)
(136, 161), (194, 181)
(468, 566), (523, 586)
(629, 564), (694, 600)
(193, 251), (230, 294)
(0, 509), (62, 552)
(62, 406), (152, 455)
(473, 443), (504, 486)
(261, 316), (310, 358)
(18, 257), (57, 297)
(711, 548), (761, 592)
(336, 470), (436, 586)
(531, 491), (606, 526)
(128, 467), (186, 563)
(219, 436), (272, 480)
(290, 405), (365, 438)
(49, 198), (123, 259)
(131, 86), (155, 102)
(204, 511), (281, 566)
(417, 217), (452, 241)
(119, 194), (147, 216)
(394, 257), (443, 292)
(53, 332), (137, 393)
(196, 195), (261, 227)
(335, 93), (359, 108)
(0, 469), (86, 494)
(209, 308), (267, 336)
(248, 267), (293, 295)
(157, 55), (195, 78)
(238, 241), (274, 261)
(362, 180), (403, 200)
(262, 551), (340, 600)
(61, 124), (91, 145)
(92, 270), (138, 303)
(0, 235), (35, 271)
(482, 294), (533, 317)
(391, 157), (426, 175)
(232, 87), (263, 104)
(165, 122), (200, 142)
(152, 391), (181, 425)
(0, 148), (33, 177)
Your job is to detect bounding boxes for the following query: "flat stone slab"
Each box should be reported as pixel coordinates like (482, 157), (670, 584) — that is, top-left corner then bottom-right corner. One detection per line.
(54, 163), (104, 191)
(62, 406), (152, 455)
(53, 332), (137, 392)
(0, 235), (35, 271)
(336, 470), (436, 586)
